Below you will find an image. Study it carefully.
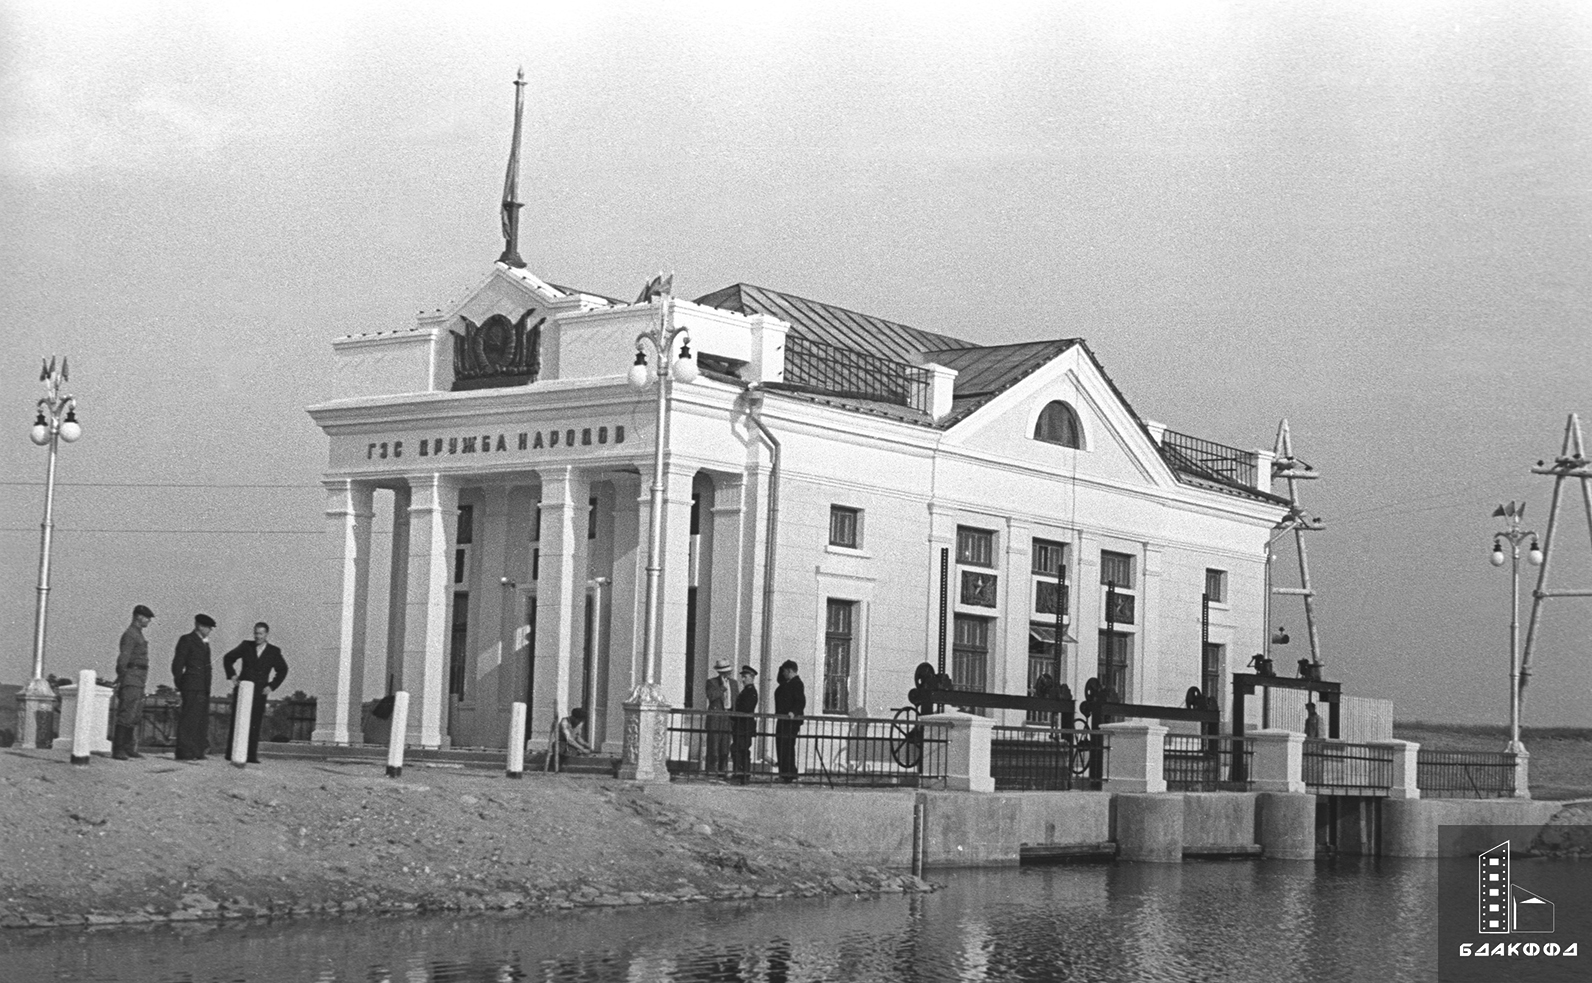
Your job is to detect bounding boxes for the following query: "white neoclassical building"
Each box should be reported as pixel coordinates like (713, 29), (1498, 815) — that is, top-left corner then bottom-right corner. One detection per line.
(306, 261), (1292, 752)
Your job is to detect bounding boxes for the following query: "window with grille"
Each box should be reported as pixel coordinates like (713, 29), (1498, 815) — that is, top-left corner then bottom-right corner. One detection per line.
(1027, 624), (1066, 722)
(824, 599), (855, 713)
(449, 592), (469, 698)
(956, 526), (995, 567)
(952, 615), (991, 697)
(1099, 550), (1134, 589)
(1032, 539), (1067, 575)
(1097, 630), (1131, 699)
(454, 504), (474, 585)
(1205, 568), (1227, 604)
(829, 506), (861, 548)
(1201, 642), (1224, 706)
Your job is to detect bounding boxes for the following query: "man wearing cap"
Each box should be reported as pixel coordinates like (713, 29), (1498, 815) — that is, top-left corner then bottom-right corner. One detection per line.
(703, 658), (738, 779)
(223, 622), (289, 764)
(171, 614), (216, 761)
(730, 665), (759, 784)
(112, 604), (155, 760)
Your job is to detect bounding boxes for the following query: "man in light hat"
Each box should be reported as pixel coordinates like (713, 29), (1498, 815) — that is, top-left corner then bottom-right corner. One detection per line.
(704, 657), (739, 779)
(171, 614), (216, 761)
(112, 604), (155, 760)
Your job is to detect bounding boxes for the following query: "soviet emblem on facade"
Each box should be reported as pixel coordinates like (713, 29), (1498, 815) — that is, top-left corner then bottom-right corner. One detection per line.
(452, 309), (544, 390)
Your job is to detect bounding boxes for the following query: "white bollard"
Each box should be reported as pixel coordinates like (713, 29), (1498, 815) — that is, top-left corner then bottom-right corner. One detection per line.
(230, 681), (255, 769)
(70, 670), (97, 765)
(386, 691), (410, 778)
(506, 702), (527, 779)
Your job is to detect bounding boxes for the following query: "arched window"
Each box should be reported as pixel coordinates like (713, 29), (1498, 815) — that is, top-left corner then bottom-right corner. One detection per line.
(1033, 401), (1082, 448)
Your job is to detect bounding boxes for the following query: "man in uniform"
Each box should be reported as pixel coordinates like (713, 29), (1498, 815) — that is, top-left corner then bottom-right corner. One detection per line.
(773, 659), (806, 783)
(113, 604), (154, 760)
(222, 621), (288, 764)
(171, 614), (216, 761)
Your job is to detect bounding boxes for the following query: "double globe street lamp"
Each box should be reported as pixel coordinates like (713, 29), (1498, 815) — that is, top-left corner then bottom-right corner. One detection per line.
(626, 289), (696, 698)
(19, 357), (83, 748)
(1489, 501), (1542, 756)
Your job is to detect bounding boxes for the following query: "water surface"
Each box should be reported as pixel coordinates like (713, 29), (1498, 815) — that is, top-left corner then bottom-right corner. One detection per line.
(1, 858), (1441, 982)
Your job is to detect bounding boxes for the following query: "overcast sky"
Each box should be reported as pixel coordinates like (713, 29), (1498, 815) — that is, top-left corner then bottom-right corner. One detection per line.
(2, 1), (1589, 727)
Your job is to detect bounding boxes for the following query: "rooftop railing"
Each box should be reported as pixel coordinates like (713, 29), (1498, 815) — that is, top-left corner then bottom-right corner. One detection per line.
(1159, 430), (1257, 488)
(782, 335), (933, 412)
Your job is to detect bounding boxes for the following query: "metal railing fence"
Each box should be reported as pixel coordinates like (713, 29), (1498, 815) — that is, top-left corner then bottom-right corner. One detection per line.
(1416, 748), (1519, 798)
(990, 725), (1109, 791)
(1303, 738), (1393, 796)
(1159, 429), (1258, 488)
(782, 335), (933, 412)
(665, 709), (949, 788)
(1163, 733), (1253, 792)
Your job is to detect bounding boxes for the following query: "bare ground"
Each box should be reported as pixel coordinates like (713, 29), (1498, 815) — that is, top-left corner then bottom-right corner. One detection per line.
(0, 749), (928, 930)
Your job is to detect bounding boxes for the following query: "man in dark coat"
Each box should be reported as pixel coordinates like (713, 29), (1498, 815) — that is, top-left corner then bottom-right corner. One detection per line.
(112, 604), (154, 760)
(730, 665), (758, 785)
(773, 659), (806, 783)
(171, 614), (216, 761)
(222, 621), (288, 764)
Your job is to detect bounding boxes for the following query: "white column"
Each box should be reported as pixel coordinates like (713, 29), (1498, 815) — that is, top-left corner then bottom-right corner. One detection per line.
(1101, 721), (1168, 793)
(707, 476), (749, 685)
(470, 485), (512, 745)
(656, 463), (695, 707)
(385, 485), (412, 695)
(604, 473), (643, 751)
(1000, 519), (1033, 726)
(403, 474), (458, 748)
(314, 479), (373, 745)
(532, 466), (590, 741)
(1248, 728), (1306, 793)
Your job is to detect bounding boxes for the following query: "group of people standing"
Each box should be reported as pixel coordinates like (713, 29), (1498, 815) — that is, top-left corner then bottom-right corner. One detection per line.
(113, 604), (290, 763)
(702, 657), (806, 784)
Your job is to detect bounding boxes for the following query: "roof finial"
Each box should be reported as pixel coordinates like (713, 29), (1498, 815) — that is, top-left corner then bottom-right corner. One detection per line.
(497, 67), (528, 269)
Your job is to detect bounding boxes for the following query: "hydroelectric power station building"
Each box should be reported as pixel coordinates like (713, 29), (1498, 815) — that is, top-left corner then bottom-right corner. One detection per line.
(306, 86), (1293, 755)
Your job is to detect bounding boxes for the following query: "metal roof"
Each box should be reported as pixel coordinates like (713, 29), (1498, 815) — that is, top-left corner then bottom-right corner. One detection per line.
(693, 283), (968, 364)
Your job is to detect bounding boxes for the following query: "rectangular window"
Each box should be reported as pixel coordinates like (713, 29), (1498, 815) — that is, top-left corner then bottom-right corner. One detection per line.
(956, 526), (995, 568)
(1205, 568), (1228, 604)
(1099, 550), (1134, 589)
(952, 614), (991, 696)
(1032, 539), (1068, 576)
(1097, 630), (1131, 699)
(829, 506), (861, 548)
(453, 503), (475, 586)
(824, 599), (855, 714)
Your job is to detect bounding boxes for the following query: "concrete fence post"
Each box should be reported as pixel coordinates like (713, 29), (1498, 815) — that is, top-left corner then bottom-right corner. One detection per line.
(386, 691), (409, 778)
(1247, 728), (1304, 793)
(922, 711), (994, 793)
(54, 674), (111, 758)
(1511, 748), (1531, 800)
(229, 681), (255, 769)
(69, 670), (97, 764)
(1370, 738), (1420, 799)
(1101, 722), (1167, 793)
(506, 702), (526, 779)
(618, 697), (671, 783)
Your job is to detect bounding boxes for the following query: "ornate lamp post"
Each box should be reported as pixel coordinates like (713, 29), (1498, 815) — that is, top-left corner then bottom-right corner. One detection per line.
(1490, 502), (1542, 757)
(18, 357), (82, 748)
(619, 287), (696, 780)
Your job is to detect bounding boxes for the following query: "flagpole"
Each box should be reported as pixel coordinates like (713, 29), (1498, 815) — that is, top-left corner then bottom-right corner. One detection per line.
(498, 67), (526, 268)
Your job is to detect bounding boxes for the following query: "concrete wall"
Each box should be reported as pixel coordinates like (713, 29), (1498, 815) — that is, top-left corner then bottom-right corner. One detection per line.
(1382, 798), (1564, 858)
(655, 784), (1574, 867)
(1182, 792), (1257, 850)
